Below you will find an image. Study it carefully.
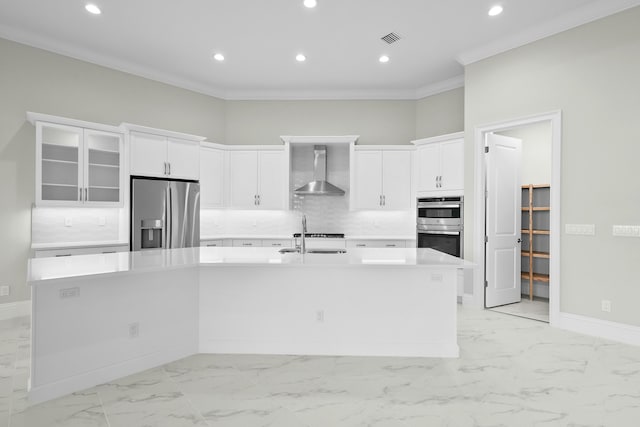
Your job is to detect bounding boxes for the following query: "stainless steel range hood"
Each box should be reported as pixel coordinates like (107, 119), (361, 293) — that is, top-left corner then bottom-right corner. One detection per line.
(294, 145), (345, 196)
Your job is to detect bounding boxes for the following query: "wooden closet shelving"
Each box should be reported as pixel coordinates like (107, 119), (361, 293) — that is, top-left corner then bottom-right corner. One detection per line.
(521, 184), (550, 300)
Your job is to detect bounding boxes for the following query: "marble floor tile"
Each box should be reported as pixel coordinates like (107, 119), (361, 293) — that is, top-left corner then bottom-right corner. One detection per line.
(2, 308), (640, 426)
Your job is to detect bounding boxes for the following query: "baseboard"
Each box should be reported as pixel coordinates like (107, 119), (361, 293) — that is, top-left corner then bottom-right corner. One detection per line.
(29, 343), (198, 405)
(0, 300), (31, 320)
(558, 312), (640, 347)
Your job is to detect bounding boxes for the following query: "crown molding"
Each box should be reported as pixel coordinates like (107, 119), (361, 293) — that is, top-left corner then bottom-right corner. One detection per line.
(223, 88), (419, 101)
(457, 0), (640, 66)
(414, 75), (465, 100)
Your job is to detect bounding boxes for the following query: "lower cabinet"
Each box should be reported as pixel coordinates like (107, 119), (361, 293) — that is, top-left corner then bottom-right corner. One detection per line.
(33, 244), (129, 258)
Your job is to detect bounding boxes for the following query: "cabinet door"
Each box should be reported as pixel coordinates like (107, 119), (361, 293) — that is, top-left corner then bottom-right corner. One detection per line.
(36, 123), (84, 206)
(228, 151), (258, 208)
(167, 137), (200, 180)
(130, 132), (167, 177)
(382, 151), (412, 210)
(200, 148), (225, 208)
(84, 130), (123, 205)
(439, 139), (464, 192)
(416, 143), (440, 193)
(354, 150), (383, 210)
(257, 151), (286, 210)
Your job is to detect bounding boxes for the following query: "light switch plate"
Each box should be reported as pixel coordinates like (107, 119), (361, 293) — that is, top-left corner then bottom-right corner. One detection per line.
(565, 224), (595, 235)
(612, 225), (640, 237)
(98, 216), (106, 226)
(0, 286), (10, 297)
(64, 217), (72, 227)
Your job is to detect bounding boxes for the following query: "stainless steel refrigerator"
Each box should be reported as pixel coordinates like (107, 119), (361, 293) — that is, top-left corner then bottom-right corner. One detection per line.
(131, 177), (200, 251)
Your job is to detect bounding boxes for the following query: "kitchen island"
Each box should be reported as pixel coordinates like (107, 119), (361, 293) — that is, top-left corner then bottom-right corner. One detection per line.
(27, 247), (473, 404)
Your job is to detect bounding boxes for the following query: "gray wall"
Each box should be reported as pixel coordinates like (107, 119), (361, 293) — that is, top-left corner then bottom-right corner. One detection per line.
(415, 87), (465, 139)
(225, 100), (416, 146)
(0, 38), (226, 303)
(464, 7), (640, 325)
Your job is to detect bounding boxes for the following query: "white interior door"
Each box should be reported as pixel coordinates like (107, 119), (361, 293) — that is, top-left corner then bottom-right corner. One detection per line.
(485, 133), (522, 308)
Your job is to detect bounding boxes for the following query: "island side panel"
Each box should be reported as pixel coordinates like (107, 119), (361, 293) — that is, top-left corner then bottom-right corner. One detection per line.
(199, 265), (458, 358)
(30, 268), (199, 404)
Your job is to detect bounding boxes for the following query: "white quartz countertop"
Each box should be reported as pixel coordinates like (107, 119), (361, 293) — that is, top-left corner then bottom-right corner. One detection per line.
(28, 247), (473, 284)
(31, 240), (130, 250)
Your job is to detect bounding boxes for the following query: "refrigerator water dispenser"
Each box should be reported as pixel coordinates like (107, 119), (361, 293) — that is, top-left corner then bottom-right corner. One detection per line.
(141, 219), (163, 249)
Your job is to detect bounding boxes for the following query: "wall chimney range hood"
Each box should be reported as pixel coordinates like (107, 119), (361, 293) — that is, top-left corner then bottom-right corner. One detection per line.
(295, 145), (345, 196)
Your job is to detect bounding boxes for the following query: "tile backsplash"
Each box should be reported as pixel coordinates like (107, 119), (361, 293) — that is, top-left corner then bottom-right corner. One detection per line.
(31, 207), (124, 243)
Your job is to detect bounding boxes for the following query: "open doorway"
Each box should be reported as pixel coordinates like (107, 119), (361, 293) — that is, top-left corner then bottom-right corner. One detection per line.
(490, 122), (551, 322)
(473, 111), (561, 325)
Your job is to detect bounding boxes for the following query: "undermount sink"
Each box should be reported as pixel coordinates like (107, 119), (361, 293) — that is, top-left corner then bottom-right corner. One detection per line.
(278, 248), (347, 254)
(305, 249), (347, 254)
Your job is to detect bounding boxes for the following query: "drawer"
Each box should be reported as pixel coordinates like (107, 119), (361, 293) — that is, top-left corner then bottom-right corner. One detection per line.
(34, 244), (129, 258)
(201, 239), (225, 247)
(232, 239), (262, 247)
(346, 240), (407, 249)
(262, 239), (293, 248)
(295, 238), (346, 249)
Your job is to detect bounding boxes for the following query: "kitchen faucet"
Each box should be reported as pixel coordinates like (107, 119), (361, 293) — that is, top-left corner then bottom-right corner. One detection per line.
(300, 215), (307, 254)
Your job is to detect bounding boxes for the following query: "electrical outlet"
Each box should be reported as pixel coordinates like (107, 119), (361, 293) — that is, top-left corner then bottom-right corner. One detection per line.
(601, 300), (611, 313)
(129, 322), (139, 338)
(98, 216), (106, 226)
(316, 310), (324, 323)
(612, 225), (640, 237)
(59, 287), (80, 298)
(0, 286), (10, 297)
(64, 217), (72, 227)
(565, 224), (595, 235)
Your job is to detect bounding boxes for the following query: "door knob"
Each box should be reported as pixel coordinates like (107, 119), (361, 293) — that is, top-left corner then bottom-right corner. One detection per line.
(517, 238), (522, 243)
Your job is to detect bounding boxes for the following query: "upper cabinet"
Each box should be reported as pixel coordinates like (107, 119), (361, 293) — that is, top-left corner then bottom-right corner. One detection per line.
(200, 143), (225, 208)
(351, 146), (413, 210)
(29, 113), (124, 207)
(125, 124), (205, 181)
(228, 148), (287, 210)
(412, 132), (464, 197)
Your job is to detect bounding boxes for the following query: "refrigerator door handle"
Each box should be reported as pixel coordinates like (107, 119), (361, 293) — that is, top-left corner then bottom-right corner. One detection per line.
(167, 184), (173, 248)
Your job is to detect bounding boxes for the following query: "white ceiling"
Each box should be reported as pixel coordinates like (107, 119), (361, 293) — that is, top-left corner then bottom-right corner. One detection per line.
(1, 0), (639, 100)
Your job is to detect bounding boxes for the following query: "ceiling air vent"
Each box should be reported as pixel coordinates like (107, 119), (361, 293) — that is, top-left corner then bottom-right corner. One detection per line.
(381, 32), (401, 44)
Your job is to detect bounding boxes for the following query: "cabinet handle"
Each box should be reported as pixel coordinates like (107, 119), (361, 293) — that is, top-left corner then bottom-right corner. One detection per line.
(385, 244), (397, 247)
(379, 195), (383, 206)
(257, 194), (260, 205)
(383, 195), (386, 206)
(356, 244), (366, 247)
(102, 251), (116, 254)
(242, 243), (253, 246)
(254, 195), (258, 205)
(84, 188), (88, 202)
(163, 162), (167, 175)
(206, 244), (218, 247)
(78, 188), (82, 202)
(168, 162), (171, 175)
(55, 254), (72, 257)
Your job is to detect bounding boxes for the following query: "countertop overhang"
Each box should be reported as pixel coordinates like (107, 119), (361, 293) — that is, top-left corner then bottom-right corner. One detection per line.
(28, 247), (473, 284)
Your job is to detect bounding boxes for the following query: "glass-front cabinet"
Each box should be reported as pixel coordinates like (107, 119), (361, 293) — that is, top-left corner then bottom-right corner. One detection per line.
(35, 120), (123, 206)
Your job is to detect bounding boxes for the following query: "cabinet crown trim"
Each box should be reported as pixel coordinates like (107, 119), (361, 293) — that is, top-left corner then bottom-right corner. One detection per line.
(26, 112), (123, 134)
(122, 123), (206, 142)
(280, 135), (359, 144)
(411, 131), (464, 146)
(353, 145), (415, 151)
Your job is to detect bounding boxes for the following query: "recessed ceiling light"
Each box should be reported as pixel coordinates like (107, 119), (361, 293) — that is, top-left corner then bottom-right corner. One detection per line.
(379, 55), (390, 63)
(213, 53), (225, 61)
(303, 0), (317, 8)
(85, 4), (101, 15)
(488, 5), (503, 16)
(296, 54), (306, 62)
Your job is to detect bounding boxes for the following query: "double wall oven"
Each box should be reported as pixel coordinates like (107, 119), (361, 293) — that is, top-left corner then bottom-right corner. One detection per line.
(417, 197), (463, 258)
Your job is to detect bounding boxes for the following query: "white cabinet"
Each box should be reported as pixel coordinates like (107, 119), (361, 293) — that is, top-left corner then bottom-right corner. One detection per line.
(346, 239), (407, 248)
(32, 117), (124, 207)
(200, 144), (225, 208)
(228, 149), (287, 210)
(412, 132), (464, 196)
(351, 147), (413, 210)
(129, 131), (201, 180)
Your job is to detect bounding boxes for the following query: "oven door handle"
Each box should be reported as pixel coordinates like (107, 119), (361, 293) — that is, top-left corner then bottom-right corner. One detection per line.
(417, 204), (462, 209)
(418, 230), (460, 235)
